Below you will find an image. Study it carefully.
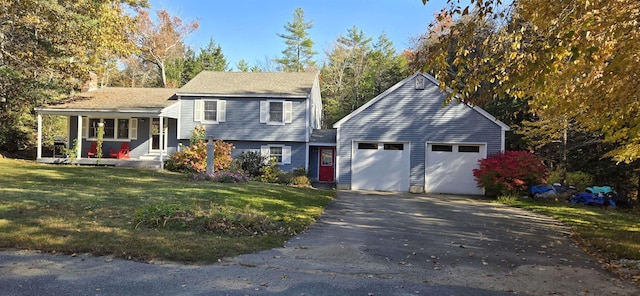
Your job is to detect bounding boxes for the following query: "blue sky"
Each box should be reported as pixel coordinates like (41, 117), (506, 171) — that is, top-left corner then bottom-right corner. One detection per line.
(148, 0), (452, 70)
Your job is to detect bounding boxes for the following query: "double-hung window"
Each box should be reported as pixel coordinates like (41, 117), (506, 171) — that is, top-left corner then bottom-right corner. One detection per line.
(117, 119), (130, 139)
(269, 146), (283, 163)
(194, 99), (226, 123)
(260, 145), (291, 165)
(260, 100), (293, 125)
(204, 101), (217, 121)
(103, 119), (115, 138)
(269, 101), (283, 123)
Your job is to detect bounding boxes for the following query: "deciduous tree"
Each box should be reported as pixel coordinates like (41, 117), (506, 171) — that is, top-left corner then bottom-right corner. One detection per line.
(134, 9), (198, 87)
(420, 0), (640, 163)
(0, 0), (147, 152)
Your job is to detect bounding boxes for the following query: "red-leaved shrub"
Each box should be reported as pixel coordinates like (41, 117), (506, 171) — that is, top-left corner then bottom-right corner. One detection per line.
(473, 150), (547, 196)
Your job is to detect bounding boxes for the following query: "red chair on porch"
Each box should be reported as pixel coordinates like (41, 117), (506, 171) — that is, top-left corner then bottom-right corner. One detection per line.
(109, 142), (130, 159)
(87, 142), (98, 158)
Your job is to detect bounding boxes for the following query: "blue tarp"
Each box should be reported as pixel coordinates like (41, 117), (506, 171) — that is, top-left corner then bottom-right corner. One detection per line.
(571, 192), (616, 208)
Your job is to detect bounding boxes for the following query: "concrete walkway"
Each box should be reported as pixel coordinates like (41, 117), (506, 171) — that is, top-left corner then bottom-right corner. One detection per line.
(0, 191), (637, 295)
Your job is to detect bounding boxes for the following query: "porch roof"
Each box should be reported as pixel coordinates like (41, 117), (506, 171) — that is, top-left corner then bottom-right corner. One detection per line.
(310, 129), (337, 146)
(35, 87), (179, 117)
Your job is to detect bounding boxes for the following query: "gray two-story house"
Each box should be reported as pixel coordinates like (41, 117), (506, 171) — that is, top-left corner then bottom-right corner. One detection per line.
(35, 72), (508, 194)
(175, 71), (329, 176)
(35, 72), (335, 181)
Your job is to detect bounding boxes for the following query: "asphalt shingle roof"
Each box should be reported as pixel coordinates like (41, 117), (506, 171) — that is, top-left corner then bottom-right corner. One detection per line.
(310, 129), (337, 144)
(47, 87), (178, 110)
(178, 71), (317, 96)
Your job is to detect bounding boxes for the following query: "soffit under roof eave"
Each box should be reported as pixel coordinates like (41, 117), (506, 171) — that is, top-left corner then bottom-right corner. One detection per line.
(34, 108), (177, 118)
(308, 142), (337, 147)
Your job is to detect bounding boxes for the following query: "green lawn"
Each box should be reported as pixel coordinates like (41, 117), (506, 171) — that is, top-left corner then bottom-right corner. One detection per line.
(0, 158), (334, 263)
(496, 196), (640, 261)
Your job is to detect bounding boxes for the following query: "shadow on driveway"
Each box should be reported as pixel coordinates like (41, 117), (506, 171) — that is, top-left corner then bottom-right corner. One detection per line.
(0, 191), (637, 295)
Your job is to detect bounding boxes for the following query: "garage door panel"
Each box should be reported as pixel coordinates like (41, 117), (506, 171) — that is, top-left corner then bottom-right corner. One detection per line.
(352, 142), (409, 191)
(425, 143), (485, 195)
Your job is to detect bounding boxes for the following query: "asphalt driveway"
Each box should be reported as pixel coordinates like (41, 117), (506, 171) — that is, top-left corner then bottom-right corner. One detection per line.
(0, 191), (637, 295)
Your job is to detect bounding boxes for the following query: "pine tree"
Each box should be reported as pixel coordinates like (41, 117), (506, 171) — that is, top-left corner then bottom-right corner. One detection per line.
(276, 8), (317, 72)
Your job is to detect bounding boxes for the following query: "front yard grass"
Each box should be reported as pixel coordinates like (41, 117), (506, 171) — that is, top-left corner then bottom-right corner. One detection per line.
(496, 196), (640, 262)
(0, 158), (334, 263)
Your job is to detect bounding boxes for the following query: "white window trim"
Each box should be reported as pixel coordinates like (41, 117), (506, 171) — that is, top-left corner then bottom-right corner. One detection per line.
(194, 99), (226, 124)
(260, 144), (292, 165)
(260, 100), (293, 125)
(83, 117), (137, 141)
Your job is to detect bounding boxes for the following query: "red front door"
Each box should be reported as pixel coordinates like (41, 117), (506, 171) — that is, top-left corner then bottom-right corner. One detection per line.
(318, 148), (335, 182)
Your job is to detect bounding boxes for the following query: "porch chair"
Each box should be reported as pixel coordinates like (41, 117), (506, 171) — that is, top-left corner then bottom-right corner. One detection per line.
(109, 142), (131, 159)
(87, 142), (98, 158)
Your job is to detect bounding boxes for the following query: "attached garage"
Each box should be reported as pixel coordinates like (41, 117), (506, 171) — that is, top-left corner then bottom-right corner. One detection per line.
(425, 143), (486, 195)
(333, 73), (509, 194)
(352, 142), (410, 191)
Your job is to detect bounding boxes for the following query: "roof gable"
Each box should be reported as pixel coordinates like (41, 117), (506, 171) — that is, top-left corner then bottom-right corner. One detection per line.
(177, 71), (318, 97)
(333, 72), (510, 131)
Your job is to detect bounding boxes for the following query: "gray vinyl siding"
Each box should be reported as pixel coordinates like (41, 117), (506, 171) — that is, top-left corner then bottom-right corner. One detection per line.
(161, 102), (180, 118)
(179, 97), (308, 142)
(336, 76), (504, 188)
(229, 141), (307, 172)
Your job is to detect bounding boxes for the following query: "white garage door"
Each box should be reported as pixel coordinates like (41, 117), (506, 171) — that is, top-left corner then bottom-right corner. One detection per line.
(425, 143), (486, 195)
(352, 142), (410, 191)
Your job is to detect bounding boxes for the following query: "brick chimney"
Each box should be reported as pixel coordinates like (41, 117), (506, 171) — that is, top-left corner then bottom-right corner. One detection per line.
(81, 72), (98, 92)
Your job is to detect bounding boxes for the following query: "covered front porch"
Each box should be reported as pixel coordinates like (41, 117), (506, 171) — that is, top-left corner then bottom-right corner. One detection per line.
(34, 87), (180, 168)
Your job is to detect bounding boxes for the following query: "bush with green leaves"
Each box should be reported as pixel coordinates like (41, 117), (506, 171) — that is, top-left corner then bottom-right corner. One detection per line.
(289, 175), (311, 186)
(287, 167), (311, 186)
(234, 151), (267, 177)
(547, 170), (594, 191)
(261, 158), (281, 183)
(473, 150), (547, 196)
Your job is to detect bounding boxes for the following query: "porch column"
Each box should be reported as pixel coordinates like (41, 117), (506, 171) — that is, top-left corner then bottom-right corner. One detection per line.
(159, 116), (164, 169)
(36, 114), (42, 159)
(76, 115), (82, 160)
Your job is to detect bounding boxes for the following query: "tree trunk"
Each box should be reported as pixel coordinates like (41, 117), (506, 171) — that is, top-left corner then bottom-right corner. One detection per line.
(160, 61), (168, 88)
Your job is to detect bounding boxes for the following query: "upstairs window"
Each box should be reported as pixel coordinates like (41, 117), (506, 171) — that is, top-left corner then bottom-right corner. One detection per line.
(260, 100), (293, 125)
(194, 99), (226, 123)
(204, 101), (218, 121)
(269, 101), (283, 123)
